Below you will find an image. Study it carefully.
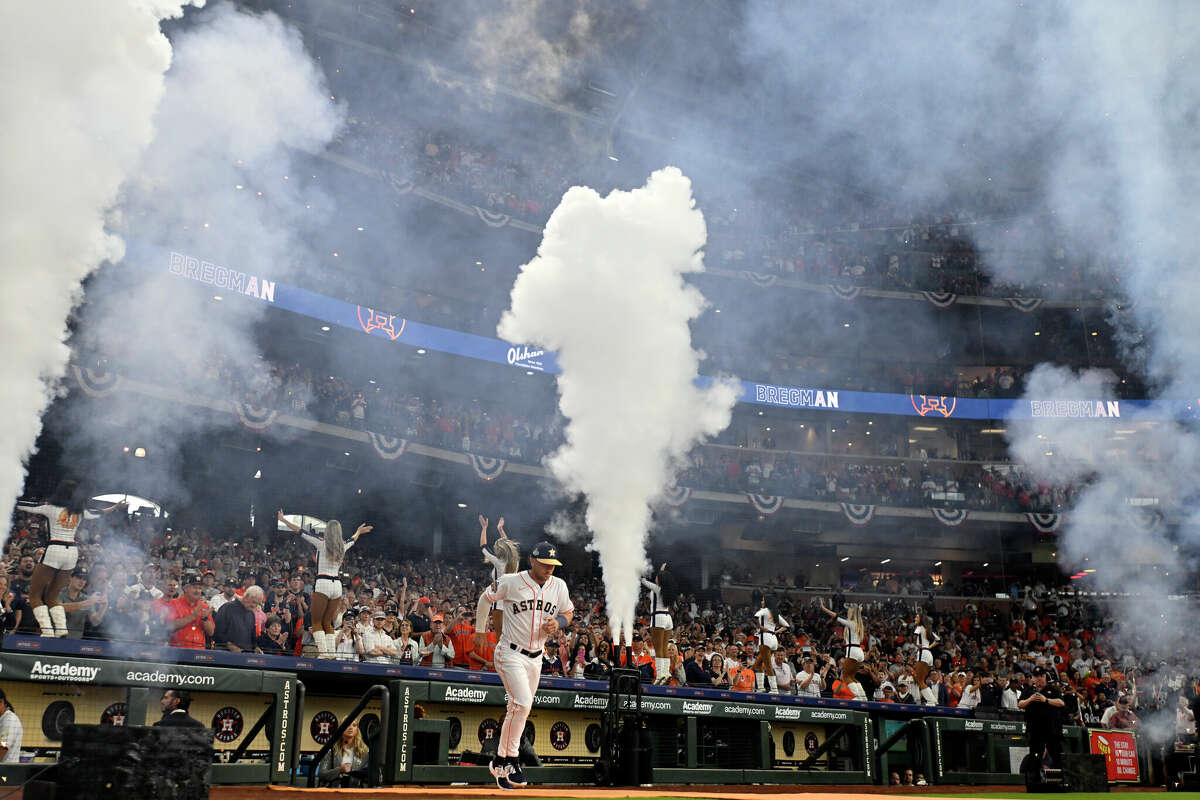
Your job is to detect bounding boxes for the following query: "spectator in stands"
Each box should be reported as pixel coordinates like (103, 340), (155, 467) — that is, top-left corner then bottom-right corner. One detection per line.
(0, 689), (22, 764)
(256, 615), (291, 655)
(0, 575), (20, 634)
(708, 654), (730, 689)
(795, 656), (827, 698)
(420, 614), (454, 667)
(408, 595), (433, 634)
(213, 585), (263, 653)
(542, 640), (565, 677)
(318, 721), (370, 788)
(468, 624), (497, 671)
(394, 619), (420, 665)
(1104, 695), (1140, 730)
(334, 612), (364, 661)
(772, 650), (795, 695)
(166, 575), (213, 650)
(364, 610), (397, 664)
(447, 607), (475, 670)
(209, 577), (238, 613)
(585, 640), (615, 680)
(154, 689), (204, 729)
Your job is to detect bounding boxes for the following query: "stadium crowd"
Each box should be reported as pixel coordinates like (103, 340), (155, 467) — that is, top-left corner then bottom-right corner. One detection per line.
(3, 506), (1195, 734)
(331, 110), (1122, 302)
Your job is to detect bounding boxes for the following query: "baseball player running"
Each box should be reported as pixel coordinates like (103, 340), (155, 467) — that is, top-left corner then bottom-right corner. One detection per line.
(475, 541), (573, 790)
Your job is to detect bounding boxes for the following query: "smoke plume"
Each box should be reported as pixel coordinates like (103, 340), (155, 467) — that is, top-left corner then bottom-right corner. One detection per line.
(66, 3), (344, 505)
(499, 167), (739, 645)
(0, 0), (203, 542)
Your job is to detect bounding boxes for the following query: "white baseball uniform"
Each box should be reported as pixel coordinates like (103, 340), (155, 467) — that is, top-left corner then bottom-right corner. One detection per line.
(302, 532), (354, 599)
(754, 607), (788, 650)
(641, 578), (672, 631)
(478, 570), (573, 759)
(914, 623), (939, 666)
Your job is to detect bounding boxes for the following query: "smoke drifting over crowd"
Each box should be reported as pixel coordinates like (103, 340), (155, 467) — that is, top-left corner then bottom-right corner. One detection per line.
(56, 3), (343, 510)
(0, 0), (202, 544)
(499, 168), (738, 645)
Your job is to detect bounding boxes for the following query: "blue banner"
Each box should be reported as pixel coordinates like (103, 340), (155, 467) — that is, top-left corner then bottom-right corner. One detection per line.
(130, 241), (1157, 422)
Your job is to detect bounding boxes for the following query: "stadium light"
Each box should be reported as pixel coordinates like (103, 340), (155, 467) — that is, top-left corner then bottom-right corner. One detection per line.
(880, 558), (891, 564)
(840, 556), (850, 562)
(133, 447), (147, 458)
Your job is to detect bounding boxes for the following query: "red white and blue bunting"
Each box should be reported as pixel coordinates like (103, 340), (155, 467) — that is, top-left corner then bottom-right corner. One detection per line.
(1006, 297), (1044, 313)
(1025, 512), (1061, 533)
(468, 454), (508, 482)
(366, 432), (408, 461)
(232, 401), (278, 432)
(1129, 508), (1165, 534)
(746, 494), (785, 516)
(921, 291), (958, 309)
(661, 485), (692, 507)
(474, 207), (511, 228)
(829, 284), (862, 301)
(840, 503), (876, 526)
(930, 507), (969, 527)
(72, 364), (122, 397)
(740, 271), (779, 289)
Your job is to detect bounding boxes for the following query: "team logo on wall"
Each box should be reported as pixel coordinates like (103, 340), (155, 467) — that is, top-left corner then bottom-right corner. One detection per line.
(445, 717), (462, 749)
(478, 718), (500, 745)
(212, 707), (245, 743)
(550, 721), (571, 751)
(782, 731), (795, 757)
(356, 306), (406, 341)
(911, 394), (957, 417)
(585, 724), (602, 753)
(100, 702), (128, 727)
(805, 732), (820, 754)
(311, 711), (339, 745)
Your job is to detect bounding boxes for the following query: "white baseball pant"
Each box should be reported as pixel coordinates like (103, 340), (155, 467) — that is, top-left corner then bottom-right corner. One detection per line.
(494, 643), (543, 758)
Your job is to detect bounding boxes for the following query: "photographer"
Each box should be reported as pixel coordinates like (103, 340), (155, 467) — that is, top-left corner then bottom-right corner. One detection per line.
(1018, 667), (1066, 769)
(334, 612), (364, 661)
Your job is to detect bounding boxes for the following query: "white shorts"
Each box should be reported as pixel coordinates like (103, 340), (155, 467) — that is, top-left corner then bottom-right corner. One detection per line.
(41, 544), (78, 572)
(919, 649), (934, 666)
(314, 578), (343, 600)
(650, 611), (673, 632)
(760, 631), (779, 651)
(845, 645), (865, 662)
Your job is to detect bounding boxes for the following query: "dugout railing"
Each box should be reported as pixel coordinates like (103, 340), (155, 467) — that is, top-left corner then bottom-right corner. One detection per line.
(0, 634), (1128, 788)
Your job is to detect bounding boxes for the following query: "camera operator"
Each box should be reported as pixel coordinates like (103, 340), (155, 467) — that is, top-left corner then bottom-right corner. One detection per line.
(1018, 667), (1066, 769)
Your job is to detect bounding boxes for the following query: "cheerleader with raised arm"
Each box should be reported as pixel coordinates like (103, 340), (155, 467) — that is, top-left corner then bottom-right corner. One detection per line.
(277, 510), (371, 658)
(641, 563), (677, 684)
(912, 612), (940, 689)
(753, 598), (790, 692)
(819, 599), (866, 698)
(477, 515), (520, 641)
(18, 480), (124, 637)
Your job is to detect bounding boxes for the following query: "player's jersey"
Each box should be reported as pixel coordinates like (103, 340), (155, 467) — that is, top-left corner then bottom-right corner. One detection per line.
(20, 504), (93, 545)
(754, 607), (787, 633)
(486, 571), (574, 652)
(302, 533), (354, 576)
(483, 547), (507, 584)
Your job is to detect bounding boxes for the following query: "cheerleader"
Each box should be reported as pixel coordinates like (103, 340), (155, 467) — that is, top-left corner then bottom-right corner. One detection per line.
(912, 612), (940, 688)
(478, 515), (520, 639)
(819, 599), (866, 688)
(752, 598), (789, 692)
(18, 480), (124, 637)
(277, 510), (371, 658)
(641, 563), (676, 684)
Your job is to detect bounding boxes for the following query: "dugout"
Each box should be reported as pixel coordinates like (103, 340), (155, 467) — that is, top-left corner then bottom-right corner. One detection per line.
(928, 716), (1091, 785)
(0, 650), (300, 787)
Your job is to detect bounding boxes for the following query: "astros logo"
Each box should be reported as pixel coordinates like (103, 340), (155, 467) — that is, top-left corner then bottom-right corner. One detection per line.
(550, 721), (571, 750)
(911, 394), (957, 417)
(212, 706), (244, 743)
(311, 711), (339, 745)
(356, 306), (406, 341)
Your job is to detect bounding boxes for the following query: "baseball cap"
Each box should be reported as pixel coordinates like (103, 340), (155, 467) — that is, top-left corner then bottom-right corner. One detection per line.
(419, 596), (432, 605)
(431, 614), (444, 622)
(530, 541), (562, 566)
(223, 577), (238, 588)
(1031, 666), (1048, 677)
(373, 610), (386, 620)
(71, 567), (89, 579)
(183, 573), (203, 586)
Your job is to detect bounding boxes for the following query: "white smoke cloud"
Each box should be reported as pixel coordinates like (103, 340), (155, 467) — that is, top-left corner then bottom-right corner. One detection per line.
(499, 167), (739, 645)
(0, 0), (203, 541)
(63, 3), (345, 504)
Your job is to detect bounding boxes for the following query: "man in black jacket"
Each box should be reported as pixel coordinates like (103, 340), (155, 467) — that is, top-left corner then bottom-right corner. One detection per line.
(682, 646), (713, 686)
(153, 689), (205, 729)
(1018, 667), (1066, 768)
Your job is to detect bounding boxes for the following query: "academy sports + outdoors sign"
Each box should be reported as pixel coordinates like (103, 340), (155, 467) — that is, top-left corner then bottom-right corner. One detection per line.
(0, 651), (265, 693)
